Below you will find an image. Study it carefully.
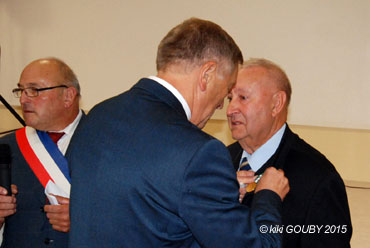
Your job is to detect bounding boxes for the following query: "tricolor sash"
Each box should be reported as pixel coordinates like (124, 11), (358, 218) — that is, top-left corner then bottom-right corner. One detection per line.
(16, 126), (71, 202)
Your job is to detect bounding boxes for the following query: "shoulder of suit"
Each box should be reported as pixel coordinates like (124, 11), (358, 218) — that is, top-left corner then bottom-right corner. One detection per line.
(286, 130), (337, 174)
(0, 131), (16, 143)
(227, 141), (240, 150)
(0, 131), (20, 156)
(227, 141), (241, 154)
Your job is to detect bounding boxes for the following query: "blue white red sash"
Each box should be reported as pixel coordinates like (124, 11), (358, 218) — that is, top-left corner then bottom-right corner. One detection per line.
(16, 126), (71, 198)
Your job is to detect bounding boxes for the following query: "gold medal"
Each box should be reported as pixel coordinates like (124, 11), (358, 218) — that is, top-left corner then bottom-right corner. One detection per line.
(246, 182), (257, 192)
(246, 174), (263, 193)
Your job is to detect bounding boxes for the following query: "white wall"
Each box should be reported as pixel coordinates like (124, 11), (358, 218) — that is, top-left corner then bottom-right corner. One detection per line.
(1, 0), (370, 130)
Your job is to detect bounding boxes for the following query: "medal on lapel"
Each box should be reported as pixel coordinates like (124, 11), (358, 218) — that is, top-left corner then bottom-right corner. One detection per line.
(245, 174), (263, 193)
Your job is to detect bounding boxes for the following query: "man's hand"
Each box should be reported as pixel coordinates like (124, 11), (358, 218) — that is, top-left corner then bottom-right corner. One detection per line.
(0, 184), (18, 227)
(255, 167), (290, 201)
(237, 170), (256, 202)
(44, 195), (70, 232)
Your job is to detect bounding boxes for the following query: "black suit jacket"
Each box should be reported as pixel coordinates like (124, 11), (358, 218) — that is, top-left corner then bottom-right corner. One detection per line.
(228, 125), (352, 248)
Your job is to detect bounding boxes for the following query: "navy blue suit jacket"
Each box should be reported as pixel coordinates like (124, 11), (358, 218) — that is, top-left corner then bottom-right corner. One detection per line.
(0, 114), (85, 248)
(68, 78), (284, 247)
(228, 125), (352, 248)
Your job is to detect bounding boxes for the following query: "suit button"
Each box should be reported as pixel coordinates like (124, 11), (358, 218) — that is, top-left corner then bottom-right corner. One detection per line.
(44, 238), (54, 245)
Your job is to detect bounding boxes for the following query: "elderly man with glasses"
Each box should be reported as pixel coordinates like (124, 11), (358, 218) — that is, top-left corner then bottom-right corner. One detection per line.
(0, 57), (84, 247)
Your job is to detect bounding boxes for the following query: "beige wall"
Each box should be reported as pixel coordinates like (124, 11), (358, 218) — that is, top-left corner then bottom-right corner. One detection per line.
(0, 106), (23, 134)
(1, 0), (370, 130)
(203, 119), (370, 183)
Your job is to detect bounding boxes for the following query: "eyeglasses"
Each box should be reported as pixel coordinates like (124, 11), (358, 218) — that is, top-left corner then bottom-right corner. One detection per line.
(12, 85), (68, 98)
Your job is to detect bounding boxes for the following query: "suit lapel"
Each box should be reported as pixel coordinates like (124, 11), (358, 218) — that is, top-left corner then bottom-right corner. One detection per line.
(255, 125), (295, 174)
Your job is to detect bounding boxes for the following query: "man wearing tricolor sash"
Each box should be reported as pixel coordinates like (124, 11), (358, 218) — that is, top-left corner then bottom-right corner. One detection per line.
(0, 58), (84, 247)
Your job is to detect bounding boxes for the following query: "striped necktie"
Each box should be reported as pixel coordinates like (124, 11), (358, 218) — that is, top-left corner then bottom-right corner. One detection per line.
(239, 157), (251, 171)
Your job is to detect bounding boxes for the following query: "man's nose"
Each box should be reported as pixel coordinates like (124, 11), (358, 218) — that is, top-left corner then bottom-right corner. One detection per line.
(226, 99), (237, 117)
(19, 90), (30, 104)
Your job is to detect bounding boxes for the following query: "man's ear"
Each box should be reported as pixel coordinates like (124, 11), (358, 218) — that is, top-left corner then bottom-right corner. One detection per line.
(63, 87), (78, 108)
(272, 91), (287, 117)
(199, 61), (217, 92)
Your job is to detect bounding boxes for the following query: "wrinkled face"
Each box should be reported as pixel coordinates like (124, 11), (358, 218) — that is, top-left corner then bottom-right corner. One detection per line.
(197, 67), (238, 129)
(227, 67), (276, 149)
(18, 61), (67, 131)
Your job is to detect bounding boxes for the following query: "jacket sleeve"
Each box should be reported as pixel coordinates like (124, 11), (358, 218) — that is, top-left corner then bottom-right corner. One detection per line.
(179, 139), (283, 248)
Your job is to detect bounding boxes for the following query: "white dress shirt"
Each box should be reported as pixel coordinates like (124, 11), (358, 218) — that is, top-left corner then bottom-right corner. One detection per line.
(239, 124), (286, 172)
(148, 76), (191, 121)
(51, 109), (83, 155)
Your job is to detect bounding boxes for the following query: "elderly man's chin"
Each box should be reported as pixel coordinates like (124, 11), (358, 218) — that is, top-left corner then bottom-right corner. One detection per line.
(23, 115), (38, 128)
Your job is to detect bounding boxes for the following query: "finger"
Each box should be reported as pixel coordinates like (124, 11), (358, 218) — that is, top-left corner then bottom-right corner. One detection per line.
(237, 170), (255, 177)
(11, 185), (18, 195)
(0, 195), (16, 204)
(239, 187), (246, 195)
(237, 176), (256, 185)
(46, 212), (69, 222)
(44, 204), (66, 213)
(0, 202), (16, 210)
(48, 217), (70, 227)
(49, 195), (69, 205)
(51, 224), (70, 233)
(0, 187), (8, 196)
(0, 209), (16, 217)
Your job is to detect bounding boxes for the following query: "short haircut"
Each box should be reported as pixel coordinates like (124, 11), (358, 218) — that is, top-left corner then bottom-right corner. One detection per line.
(156, 18), (243, 75)
(242, 58), (292, 106)
(45, 57), (81, 96)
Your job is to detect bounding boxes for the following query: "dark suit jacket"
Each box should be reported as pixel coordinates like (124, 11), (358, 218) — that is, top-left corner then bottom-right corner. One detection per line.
(68, 78), (284, 248)
(0, 114), (85, 248)
(228, 125), (352, 248)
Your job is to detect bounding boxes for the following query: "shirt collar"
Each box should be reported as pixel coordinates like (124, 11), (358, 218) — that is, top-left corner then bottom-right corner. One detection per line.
(148, 76), (191, 121)
(62, 109), (83, 136)
(49, 109), (83, 136)
(240, 123), (286, 172)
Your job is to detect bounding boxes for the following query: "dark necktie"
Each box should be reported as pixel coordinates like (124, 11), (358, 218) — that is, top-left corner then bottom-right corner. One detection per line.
(47, 132), (65, 144)
(240, 157), (258, 193)
(239, 157), (251, 171)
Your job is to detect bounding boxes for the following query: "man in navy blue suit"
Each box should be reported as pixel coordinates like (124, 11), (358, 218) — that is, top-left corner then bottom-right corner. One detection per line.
(227, 58), (352, 247)
(68, 18), (290, 247)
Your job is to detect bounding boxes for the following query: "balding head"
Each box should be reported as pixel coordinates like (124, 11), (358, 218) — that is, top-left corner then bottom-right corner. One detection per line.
(240, 58), (292, 107)
(22, 58), (80, 96)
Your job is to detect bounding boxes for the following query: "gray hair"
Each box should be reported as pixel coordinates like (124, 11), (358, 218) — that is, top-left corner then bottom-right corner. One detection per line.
(45, 57), (81, 96)
(242, 58), (292, 105)
(156, 18), (243, 75)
